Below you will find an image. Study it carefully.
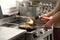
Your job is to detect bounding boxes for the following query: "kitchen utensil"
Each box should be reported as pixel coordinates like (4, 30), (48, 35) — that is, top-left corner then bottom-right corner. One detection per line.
(19, 23), (37, 31)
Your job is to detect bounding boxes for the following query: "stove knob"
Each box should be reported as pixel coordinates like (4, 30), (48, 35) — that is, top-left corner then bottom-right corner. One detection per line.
(40, 31), (43, 34)
(33, 33), (38, 38)
(44, 29), (48, 31)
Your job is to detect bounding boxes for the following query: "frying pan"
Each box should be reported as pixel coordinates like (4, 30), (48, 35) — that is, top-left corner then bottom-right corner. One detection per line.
(18, 23), (37, 31)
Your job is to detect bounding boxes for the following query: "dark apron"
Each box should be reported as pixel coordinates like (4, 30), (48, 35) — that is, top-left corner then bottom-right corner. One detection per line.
(53, 28), (60, 40)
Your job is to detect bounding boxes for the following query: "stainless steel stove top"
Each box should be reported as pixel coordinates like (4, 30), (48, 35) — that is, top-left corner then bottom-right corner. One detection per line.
(0, 21), (53, 40)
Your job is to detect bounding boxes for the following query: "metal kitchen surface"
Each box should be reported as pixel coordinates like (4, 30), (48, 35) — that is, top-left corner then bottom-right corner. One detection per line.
(0, 27), (26, 40)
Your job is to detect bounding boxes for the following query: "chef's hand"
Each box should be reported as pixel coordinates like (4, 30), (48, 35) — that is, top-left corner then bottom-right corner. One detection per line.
(41, 11), (54, 21)
(40, 14), (50, 21)
(40, 14), (53, 29)
(41, 11), (53, 17)
(42, 10), (60, 29)
(44, 20), (53, 29)
(41, 14), (48, 17)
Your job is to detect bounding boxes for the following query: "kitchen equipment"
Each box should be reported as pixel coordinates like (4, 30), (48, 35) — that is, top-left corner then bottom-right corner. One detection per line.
(0, 6), (4, 19)
(25, 27), (53, 40)
(0, 15), (53, 40)
(0, 23), (19, 29)
(0, 27), (26, 40)
(19, 22), (37, 31)
(18, 17), (42, 32)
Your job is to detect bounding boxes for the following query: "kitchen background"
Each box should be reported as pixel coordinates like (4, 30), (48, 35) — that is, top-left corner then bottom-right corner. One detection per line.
(0, 0), (57, 40)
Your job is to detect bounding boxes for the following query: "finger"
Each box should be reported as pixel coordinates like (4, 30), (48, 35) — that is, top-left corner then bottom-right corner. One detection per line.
(41, 18), (47, 22)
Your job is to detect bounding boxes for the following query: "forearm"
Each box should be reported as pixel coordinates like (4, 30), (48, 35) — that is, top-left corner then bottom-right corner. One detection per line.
(46, 0), (60, 17)
(49, 11), (60, 24)
(52, 0), (60, 13)
(46, 10), (56, 17)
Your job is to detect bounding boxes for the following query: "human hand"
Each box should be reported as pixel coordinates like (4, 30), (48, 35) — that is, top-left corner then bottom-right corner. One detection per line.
(44, 20), (52, 29)
(41, 16), (51, 22)
(40, 13), (50, 22)
(41, 13), (53, 21)
(41, 14), (48, 17)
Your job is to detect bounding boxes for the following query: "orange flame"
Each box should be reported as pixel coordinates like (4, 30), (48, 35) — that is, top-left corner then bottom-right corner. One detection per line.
(27, 18), (34, 25)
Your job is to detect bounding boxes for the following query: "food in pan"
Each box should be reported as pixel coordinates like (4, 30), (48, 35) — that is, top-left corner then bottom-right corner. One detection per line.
(27, 18), (35, 26)
(19, 18), (35, 28)
(20, 23), (31, 28)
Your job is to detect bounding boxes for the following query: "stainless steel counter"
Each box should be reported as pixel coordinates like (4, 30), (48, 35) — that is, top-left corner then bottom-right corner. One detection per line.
(36, 29), (53, 40)
(0, 27), (26, 40)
